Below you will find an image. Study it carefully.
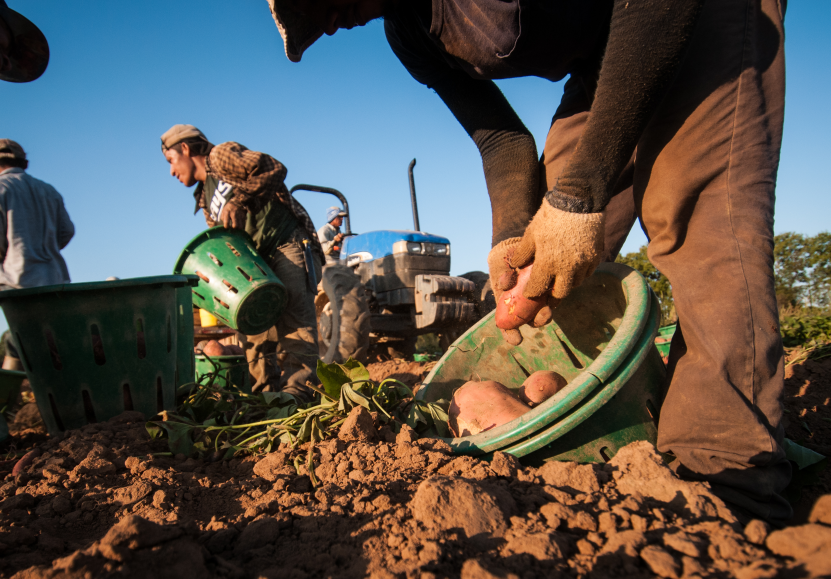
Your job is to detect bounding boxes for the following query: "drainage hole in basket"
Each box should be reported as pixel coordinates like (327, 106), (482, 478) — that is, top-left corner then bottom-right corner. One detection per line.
(195, 271), (210, 283)
(192, 290), (205, 301)
(254, 263), (268, 277)
(156, 377), (164, 412)
(236, 266), (252, 282)
(123, 384), (134, 411)
(213, 311), (230, 323)
(598, 447), (612, 463)
(225, 242), (241, 257)
(222, 279), (239, 294)
(44, 329), (63, 370)
(14, 332), (31, 372)
(645, 398), (659, 424)
(208, 252), (223, 267)
(48, 394), (66, 431)
(136, 319), (147, 359)
(166, 315), (172, 353)
(557, 336), (584, 370)
(213, 296), (231, 309)
(90, 324), (106, 366)
(82, 390), (97, 423)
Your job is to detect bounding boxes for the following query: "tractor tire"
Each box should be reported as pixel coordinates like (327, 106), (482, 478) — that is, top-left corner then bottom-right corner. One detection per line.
(317, 265), (371, 364)
(437, 271), (495, 352)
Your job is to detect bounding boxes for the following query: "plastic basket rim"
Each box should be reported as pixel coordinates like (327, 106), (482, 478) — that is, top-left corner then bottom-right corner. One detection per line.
(0, 275), (199, 301)
(173, 226), (258, 275)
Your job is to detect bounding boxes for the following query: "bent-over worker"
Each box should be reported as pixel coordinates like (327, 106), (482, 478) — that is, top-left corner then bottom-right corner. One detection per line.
(0, 139), (75, 370)
(0, 0), (49, 83)
(267, 0), (792, 523)
(317, 206), (347, 266)
(161, 125), (323, 402)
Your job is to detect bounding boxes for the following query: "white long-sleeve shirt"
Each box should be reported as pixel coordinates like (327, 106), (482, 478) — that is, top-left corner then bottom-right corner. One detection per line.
(0, 168), (74, 289)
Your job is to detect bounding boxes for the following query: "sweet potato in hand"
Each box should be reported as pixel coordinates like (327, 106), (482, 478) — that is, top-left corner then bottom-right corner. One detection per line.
(518, 371), (567, 406)
(495, 263), (550, 331)
(448, 380), (530, 437)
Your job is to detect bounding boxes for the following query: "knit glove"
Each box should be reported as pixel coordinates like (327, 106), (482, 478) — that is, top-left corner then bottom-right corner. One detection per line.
(488, 238), (559, 346)
(511, 201), (605, 300)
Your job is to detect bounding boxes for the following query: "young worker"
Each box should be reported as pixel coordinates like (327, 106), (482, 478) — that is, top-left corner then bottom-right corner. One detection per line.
(161, 125), (323, 401)
(266, 0), (792, 523)
(0, 140), (75, 370)
(317, 206), (347, 266)
(0, 0), (49, 83)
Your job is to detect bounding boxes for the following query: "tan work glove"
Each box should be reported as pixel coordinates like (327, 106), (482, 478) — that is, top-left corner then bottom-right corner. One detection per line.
(220, 198), (248, 230)
(511, 201), (605, 300)
(487, 238), (557, 345)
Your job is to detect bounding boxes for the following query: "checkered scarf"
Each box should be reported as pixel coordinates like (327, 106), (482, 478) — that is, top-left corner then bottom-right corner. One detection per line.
(206, 142), (323, 261)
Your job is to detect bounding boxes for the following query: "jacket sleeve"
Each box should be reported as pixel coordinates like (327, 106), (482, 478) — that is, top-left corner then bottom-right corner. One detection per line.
(431, 74), (541, 246)
(317, 226), (337, 256)
(56, 195), (75, 250)
(207, 142), (287, 207)
(546, 0), (706, 214)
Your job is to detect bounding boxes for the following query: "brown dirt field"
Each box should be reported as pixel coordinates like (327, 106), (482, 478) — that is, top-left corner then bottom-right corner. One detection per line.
(0, 355), (827, 579)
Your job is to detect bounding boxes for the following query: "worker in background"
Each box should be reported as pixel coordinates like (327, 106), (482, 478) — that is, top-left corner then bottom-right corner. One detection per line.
(0, 140), (75, 370)
(317, 206), (347, 266)
(160, 125), (323, 402)
(267, 0), (792, 524)
(0, 1), (49, 83)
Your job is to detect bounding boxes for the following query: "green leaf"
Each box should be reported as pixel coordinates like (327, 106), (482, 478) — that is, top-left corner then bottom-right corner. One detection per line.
(155, 421), (195, 457)
(262, 391), (298, 407)
(266, 404), (298, 420)
(317, 359), (350, 399)
(341, 384), (371, 412)
(427, 403), (450, 438)
(339, 358), (370, 383)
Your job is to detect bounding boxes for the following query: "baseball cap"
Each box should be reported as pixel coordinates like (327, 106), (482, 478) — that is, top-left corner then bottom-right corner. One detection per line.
(0, 139), (25, 162)
(160, 124), (211, 152)
(0, 1), (49, 83)
(266, 0), (323, 63)
(326, 206), (347, 222)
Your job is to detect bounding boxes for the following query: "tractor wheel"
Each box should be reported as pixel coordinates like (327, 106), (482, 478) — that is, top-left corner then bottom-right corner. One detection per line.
(317, 265), (371, 364)
(437, 271), (495, 352)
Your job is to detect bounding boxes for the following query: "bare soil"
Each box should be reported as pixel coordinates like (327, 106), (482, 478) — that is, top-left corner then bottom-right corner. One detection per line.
(0, 356), (827, 579)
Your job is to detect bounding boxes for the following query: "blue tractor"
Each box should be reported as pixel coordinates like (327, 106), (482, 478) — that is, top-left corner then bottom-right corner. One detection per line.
(291, 160), (494, 362)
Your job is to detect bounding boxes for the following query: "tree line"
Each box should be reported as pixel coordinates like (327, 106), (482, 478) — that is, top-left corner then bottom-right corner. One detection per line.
(616, 232), (831, 327)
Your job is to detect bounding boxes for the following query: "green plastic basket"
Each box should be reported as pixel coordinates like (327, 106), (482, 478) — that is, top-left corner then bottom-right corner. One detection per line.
(654, 323), (676, 362)
(418, 262), (665, 465)
(0, 369), (26, 442)
(174, 227), (287, 335)
(0, 276), (197, 435)
(194, 355), (251, 393)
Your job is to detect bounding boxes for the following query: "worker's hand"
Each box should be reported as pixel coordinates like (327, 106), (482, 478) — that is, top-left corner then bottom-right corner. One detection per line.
(511, 201), (605, 300)
(488, 237), (561, 346)
(220, 199), (247, 230)
(334, 232), (344, 243)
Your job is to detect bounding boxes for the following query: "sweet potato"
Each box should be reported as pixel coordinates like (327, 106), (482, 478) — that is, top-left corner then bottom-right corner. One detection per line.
(202, 340), (226, 357)
(495, 263), (549, 330)
(518, 371), (567, 406)
(448, 380), (531, 437)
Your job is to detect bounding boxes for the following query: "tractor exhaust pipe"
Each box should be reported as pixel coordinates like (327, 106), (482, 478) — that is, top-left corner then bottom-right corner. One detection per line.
(408, 158), (421, 232)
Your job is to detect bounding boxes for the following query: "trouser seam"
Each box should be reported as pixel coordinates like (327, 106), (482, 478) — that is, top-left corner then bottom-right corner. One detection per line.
(726, 0), (775, 459)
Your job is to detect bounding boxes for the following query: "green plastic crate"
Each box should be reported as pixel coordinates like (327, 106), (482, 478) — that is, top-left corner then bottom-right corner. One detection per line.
(194, 354), (251, 393)
(0, 276), (197, 435)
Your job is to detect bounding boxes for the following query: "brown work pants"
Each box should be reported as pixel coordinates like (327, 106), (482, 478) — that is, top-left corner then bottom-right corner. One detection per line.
(541, 0), (791, 522)
(241, 233), (322, 400)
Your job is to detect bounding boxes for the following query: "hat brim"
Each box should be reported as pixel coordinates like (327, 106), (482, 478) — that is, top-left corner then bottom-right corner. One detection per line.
(0, 5), (49, 83)
(267, 0), (323, 63)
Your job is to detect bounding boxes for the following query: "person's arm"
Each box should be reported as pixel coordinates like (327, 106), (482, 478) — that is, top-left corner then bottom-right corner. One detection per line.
(207, 142), (288, 229)
(511, 0), (706, 301)
(56, 196), (75, 250)
(318, 226), (337, 255)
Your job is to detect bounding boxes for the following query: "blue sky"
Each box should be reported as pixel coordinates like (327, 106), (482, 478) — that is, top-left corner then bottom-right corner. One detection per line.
(1, 1), (829, 335)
